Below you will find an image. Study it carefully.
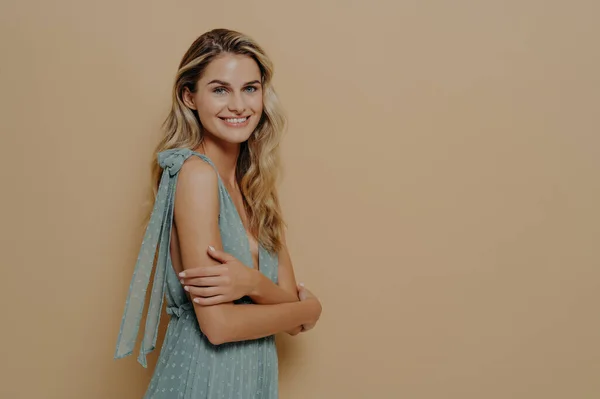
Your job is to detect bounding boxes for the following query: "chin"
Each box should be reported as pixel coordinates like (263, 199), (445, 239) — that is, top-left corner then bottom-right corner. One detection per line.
(219, 124), (259, 142)
(214, 129), (254, 144)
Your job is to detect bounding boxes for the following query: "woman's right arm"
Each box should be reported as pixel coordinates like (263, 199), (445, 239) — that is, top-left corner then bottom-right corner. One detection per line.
(174, 158), (321, 345)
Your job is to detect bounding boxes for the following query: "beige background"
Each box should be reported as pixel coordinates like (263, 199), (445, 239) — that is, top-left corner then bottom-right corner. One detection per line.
(1, 0), (599, 398)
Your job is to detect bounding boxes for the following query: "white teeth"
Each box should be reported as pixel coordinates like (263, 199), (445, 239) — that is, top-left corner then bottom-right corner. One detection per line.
(224, 117), (248, 123)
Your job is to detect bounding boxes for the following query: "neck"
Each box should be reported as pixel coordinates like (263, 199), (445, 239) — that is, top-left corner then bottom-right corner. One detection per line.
(193, 136), (240, 187)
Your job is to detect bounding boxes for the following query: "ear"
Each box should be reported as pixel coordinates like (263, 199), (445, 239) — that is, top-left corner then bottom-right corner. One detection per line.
(182, 86), (198, 110)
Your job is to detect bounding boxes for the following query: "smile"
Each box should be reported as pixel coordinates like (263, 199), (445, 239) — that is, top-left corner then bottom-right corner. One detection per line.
(219, 116), (251, 127)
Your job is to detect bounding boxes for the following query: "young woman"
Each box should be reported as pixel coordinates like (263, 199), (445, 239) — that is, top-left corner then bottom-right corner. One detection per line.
(114, 28), (322, 398)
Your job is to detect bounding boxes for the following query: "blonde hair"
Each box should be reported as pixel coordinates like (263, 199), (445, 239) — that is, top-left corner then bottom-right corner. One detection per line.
(147, 28), (287, 253)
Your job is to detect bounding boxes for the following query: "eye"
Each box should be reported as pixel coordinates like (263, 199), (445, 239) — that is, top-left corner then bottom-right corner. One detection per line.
(244, 86), (258, 93)
(213, 87), (227, 95)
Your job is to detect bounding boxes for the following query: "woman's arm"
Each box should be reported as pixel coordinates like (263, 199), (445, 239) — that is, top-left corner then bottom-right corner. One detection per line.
(249, 236), (304, 335)
(249, 228), (300, 305)
(180, 230), (300, 306)
(174, 158), (320, 344)
(200, 299), (319, 344)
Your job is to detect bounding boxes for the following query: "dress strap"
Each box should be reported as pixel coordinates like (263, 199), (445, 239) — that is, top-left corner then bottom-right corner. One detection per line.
(113, 148), (193, 367)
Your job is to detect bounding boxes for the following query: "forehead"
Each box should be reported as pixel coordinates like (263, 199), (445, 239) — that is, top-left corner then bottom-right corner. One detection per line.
(201, 53), (261, 84)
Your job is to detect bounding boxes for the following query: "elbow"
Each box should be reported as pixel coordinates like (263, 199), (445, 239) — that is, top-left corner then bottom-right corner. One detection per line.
(200, 322), (229, 346)
(195, 303), (241, 345)
(204, 329), (226, 346)
(197, 308), (233, 345)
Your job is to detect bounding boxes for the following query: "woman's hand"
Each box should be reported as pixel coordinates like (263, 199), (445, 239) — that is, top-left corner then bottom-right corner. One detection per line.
(285, 284), (320, 336)
(178, 246), (259, 306)
(297, 283), (322, 332)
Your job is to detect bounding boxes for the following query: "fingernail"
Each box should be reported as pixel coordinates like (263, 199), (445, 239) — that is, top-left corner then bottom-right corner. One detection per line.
(299, 282), (305, 287)
(179, 272), (186, 277)
(180, 279), (184, 285)
(208, 245), (215, 251)
(184, 286), (189, 292)
(193, 298), (201, 303)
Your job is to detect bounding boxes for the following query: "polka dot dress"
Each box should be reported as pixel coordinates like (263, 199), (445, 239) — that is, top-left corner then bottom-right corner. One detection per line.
(115, 148), (280, 398)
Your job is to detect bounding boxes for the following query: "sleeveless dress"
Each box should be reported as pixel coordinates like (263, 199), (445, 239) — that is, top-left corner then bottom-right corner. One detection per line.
(114, 148), (279, 398)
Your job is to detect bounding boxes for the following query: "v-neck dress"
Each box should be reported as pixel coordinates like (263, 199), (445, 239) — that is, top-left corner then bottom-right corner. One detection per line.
(114, 148), (280, 398)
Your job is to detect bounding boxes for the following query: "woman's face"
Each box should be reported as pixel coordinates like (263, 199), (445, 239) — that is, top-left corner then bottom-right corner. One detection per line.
(184, 53), (264, 144)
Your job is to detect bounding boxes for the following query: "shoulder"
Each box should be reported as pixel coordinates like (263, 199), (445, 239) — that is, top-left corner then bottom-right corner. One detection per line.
(174, 156), (220, 205)
(177, 155), (218, 186)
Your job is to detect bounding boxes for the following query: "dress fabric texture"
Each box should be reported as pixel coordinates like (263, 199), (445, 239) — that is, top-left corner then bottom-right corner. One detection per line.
(114, 148), (279, 398)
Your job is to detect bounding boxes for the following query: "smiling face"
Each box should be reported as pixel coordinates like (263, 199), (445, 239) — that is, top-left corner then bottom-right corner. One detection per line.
(183, 53), (264, 145)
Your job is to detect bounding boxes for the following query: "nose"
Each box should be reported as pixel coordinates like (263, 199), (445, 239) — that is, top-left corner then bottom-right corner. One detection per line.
(227, 91), (246, 114)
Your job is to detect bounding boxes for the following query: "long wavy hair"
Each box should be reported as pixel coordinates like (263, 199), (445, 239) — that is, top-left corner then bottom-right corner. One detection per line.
(146, 28), (287, 254)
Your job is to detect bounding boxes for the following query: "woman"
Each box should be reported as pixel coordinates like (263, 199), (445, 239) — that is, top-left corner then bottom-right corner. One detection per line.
(114, 28), (322, 398)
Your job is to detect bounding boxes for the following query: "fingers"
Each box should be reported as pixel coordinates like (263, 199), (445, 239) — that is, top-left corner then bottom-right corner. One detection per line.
(207, 245), (235, 263)
(178, 265), (223, 279)
(180, 276), (225, 287)
(287, 326), (302, 336)
(297, 283), (310, 294)
(192, 295), (228, 306)
(184, 285), (221, 297)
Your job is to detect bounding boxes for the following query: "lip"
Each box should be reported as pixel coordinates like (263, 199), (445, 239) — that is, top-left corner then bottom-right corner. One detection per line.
(219, 115), (252, 128)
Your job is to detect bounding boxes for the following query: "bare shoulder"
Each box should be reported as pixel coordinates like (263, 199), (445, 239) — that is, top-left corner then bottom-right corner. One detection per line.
(174, 156), (220, 214)
(178, 156), (218, 186)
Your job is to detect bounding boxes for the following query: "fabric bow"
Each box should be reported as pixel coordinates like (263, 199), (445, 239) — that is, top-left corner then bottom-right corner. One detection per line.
(114, 148), (194, 367)
(158, 148), (193, 176)
(166, 302), (194, 318)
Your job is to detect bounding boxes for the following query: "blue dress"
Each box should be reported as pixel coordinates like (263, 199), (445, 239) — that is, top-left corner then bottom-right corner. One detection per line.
(114, 148), (279, 398)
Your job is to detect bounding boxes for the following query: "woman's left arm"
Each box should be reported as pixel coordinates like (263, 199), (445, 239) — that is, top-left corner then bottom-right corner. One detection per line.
(180, 229), (304, 335)
(249, 229), (300, 305)
(180, 228), (300, 305)
(179, 228), (304, 335)
(252, 228), (304, 335)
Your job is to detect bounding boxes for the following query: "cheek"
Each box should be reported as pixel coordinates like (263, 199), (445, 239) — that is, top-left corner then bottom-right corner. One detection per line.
(251, 96), (264, 114)
(196, 95), (223, 120)
(250, 99), (264, 128)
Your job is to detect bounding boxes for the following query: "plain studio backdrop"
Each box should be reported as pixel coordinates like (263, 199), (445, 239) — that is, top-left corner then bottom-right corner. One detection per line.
(1, 1), (599, 398)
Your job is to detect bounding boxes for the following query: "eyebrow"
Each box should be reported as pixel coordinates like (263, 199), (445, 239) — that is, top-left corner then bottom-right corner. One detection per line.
(206, 79), (261, 87)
